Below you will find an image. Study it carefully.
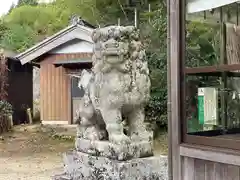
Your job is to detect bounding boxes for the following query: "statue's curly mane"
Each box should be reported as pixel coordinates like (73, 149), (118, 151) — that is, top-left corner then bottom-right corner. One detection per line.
(91, 26), (150, 106)
(92, 26), (149, 78)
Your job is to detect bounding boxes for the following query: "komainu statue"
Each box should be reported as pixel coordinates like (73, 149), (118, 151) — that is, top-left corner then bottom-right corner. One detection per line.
(75, 26), (153, 160)
(53, 26), (168, 180)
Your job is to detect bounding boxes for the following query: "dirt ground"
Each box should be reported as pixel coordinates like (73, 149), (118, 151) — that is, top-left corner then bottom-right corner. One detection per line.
(0, 124), (167, 180)
(0, 125), (74, 180)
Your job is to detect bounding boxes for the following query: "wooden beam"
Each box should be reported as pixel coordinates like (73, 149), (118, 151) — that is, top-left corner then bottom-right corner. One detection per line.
(220, 8), (228, 132)
(185, 64), (240, 74)
(168, 0), (185, 179)
(180, 144), (240, 166)
(167, 0), (172, 179)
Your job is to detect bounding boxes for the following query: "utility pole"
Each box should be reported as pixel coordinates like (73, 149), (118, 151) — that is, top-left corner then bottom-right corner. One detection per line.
(134, 0), (141, 28)
(134, 8), (139, 28)
(118, 18), (121, 26)
(148, 3), (151, 23)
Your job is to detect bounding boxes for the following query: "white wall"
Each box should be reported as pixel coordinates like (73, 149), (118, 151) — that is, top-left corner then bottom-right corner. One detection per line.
(50, 40), (93, 54)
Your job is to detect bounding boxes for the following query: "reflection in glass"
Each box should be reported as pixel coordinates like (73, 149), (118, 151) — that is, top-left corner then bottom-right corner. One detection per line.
(186, 75), (240, 138)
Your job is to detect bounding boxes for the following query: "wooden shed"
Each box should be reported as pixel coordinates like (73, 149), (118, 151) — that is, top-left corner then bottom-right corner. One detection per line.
(4, 50), (33, 125)
(168, 0), (240, 179)
(16, 19), (94, 125)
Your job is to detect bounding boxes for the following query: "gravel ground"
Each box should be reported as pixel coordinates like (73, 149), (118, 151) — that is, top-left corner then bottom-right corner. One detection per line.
(0, 156), (63, 180)
(0, 125), (74, 180)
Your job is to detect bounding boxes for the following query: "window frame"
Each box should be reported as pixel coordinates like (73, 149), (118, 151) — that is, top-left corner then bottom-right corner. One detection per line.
(181, 5), (240, 150)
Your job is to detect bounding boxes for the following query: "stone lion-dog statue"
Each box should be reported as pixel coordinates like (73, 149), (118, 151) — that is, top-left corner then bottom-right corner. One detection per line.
(75, 26), (152, 146)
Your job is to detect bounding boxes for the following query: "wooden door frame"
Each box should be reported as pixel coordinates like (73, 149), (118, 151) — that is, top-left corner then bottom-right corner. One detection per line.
(68, 75), (73, 125)
(168, 0), (186, 179)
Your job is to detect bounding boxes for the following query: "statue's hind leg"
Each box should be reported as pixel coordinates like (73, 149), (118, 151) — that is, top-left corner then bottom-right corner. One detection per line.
(128, 106), (153, 142)
(101, 108), (131, 145)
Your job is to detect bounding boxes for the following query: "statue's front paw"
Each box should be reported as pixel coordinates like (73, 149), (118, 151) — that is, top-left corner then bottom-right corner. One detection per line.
(109, 134), (131, 145)
(82, 127), (101, 141)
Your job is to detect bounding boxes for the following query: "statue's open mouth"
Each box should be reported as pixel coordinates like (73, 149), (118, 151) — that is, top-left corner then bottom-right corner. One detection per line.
(102, 47), (126, 64)
(103, 48), (119, 55)
(101, 39), (129, 65)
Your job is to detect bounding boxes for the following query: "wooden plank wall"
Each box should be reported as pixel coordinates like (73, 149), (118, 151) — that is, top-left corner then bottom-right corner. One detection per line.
(40, 53), (92, 124)
(182, 157), (240, 180)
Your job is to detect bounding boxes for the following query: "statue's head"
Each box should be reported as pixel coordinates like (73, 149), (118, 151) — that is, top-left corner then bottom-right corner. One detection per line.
(92, 26), (141, 69)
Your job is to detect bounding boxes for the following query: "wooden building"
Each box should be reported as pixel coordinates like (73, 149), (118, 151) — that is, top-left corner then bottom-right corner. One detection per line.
(4, 50), (33, 125)
(168, 0), (240, 179)
(16, 19), (94, 125)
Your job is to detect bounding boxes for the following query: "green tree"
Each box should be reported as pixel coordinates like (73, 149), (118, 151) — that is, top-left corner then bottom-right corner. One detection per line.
(140, 3), (220, 128)
(17, 0), (38, 7)
(7, 3), (16, 14)
(0, 24), (36, 52)
(5, 4), (69, 41)
(53, 0), (101, 25)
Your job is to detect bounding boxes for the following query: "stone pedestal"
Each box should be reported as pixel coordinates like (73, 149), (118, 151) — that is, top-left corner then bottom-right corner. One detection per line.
(75, 138), (153, 161)
(53, 151), (168, 180)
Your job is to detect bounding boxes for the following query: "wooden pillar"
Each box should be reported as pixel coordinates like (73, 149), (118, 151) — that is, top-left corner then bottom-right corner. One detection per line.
(168, 0), (186, 179)
(220, 7), (227, 131)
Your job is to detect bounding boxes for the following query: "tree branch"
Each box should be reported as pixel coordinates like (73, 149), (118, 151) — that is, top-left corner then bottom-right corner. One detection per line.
(117, 0), (129, 21)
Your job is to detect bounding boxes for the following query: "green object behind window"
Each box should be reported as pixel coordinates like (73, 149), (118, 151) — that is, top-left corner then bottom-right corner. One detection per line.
(198, 95), (204, 124)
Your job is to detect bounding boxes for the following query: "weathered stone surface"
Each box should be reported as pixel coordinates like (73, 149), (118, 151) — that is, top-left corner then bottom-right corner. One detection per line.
(53, 151), (168, 180)
(74, 25), (152, 147)
(75, 138), (153, 161)
(52, 25), (166, 180)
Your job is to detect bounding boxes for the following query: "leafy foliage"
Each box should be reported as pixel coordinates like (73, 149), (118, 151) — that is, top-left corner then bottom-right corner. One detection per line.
(139, 3), (220, 127)
(186, 21), (220, 67)
(16, 0), (38, 7)
(0, 101), (13, 116)
(0, 52), (9, 100)
(1, 23), (36, 52)
(0, 51), (13, 134)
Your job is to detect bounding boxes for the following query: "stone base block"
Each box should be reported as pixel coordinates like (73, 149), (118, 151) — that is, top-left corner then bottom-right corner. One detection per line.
(75, 138), (153, 161)
(53, 151), (168, 180)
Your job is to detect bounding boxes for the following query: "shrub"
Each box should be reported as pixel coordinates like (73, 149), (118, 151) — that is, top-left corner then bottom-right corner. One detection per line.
(0, 100), (13, 134)
(0, 50), (12, 134)
(0, 100), (13, 116)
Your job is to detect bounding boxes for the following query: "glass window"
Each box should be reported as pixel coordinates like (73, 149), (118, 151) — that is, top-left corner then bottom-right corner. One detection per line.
(186, 75), (240, 134)
(182, 4), (240, 149)
(71, 76), (85, 98)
